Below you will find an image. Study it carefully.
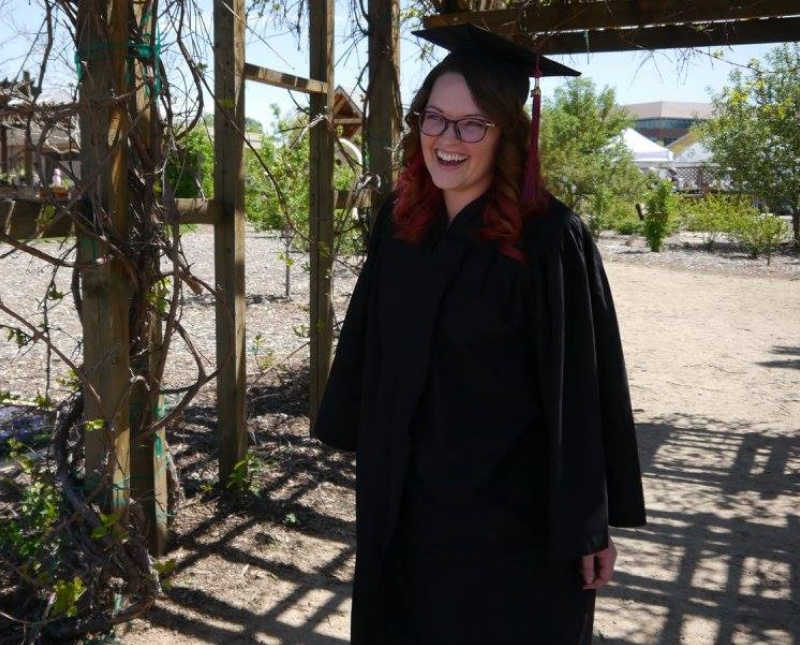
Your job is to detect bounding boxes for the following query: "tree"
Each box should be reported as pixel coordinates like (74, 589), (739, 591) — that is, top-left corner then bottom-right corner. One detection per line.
(165, 128), (213, 198)
(697, 43), (800, 246)
(539, 77), (647, 230)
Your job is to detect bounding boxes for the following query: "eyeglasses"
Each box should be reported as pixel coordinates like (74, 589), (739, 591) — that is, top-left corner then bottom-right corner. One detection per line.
(414, 109), (496, 143)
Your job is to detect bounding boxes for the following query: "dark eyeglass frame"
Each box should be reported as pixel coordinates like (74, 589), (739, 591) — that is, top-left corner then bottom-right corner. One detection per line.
(413, 109), (496, 143)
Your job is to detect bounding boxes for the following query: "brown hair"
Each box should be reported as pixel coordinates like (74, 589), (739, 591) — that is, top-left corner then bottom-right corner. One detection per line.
(393, 52), (545, 262)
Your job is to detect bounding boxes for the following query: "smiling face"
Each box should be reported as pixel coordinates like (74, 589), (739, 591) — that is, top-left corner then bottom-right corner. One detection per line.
(420, 72), (501, 219)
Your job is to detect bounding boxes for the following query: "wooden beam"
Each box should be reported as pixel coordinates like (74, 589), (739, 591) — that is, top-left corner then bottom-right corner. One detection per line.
(23, 144), (32, 185)
(77, 0), (132, 512)
(308, 0), (335, 426)
(367, 0), (401, 209)
(335, 191), (371, 210)
(214, 0), (247, 485)
(520, 16), (800, 55)
(243, 62), (328, 95)
(0, 125), (7, 174)
(0, 199), (73, 238)
(333, 117), (363, 126)
(423, 1), (800, 32)
(0, 198), (218, 240)
(175, 198), (219, 225)
(129, 0), (168, 557)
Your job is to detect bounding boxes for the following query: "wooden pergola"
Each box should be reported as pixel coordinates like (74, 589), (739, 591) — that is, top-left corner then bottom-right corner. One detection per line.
(429, 1), (799, 53)
(0, 73), (39, 184)
(1, 0), (796, 556)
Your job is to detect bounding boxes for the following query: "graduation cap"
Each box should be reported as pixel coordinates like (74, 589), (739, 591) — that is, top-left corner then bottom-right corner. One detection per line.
(412, 23), (580, 205)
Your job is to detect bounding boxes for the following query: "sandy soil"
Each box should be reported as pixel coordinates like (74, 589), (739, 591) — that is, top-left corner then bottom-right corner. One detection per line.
(1, 228), (798, 644)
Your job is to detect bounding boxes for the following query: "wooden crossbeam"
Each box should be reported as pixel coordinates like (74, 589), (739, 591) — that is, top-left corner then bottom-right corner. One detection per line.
(520, 16), (800, 55)
(0, 198), (219, 240)
(0, 199), (73, 238)
(334, 191), (371, 210)
(243, 62), (328, 95)
(0, 195), (369, 239)
(175, 198), (219, 225)
(424, 1), (800, 32)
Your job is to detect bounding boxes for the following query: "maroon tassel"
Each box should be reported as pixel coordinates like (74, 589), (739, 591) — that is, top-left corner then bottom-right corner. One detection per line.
(522, 57), (542, 206)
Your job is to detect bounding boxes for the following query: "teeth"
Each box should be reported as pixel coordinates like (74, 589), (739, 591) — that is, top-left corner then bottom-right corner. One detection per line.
(436, 150), (467, 163)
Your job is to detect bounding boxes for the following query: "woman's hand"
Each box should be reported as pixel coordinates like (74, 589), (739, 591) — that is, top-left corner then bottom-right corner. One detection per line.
(579, 536), (617, 590)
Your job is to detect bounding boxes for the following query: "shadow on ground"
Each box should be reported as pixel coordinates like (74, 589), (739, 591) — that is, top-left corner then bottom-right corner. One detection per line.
(128, 380), (799, 644)
(602, 414), (799, 645)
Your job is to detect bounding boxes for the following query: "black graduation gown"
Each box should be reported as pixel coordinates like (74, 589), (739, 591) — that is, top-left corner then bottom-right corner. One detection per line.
(312, 191), (646, 645)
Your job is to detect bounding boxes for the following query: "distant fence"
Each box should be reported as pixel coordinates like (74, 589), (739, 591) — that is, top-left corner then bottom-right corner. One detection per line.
(635, 161), (724, 193)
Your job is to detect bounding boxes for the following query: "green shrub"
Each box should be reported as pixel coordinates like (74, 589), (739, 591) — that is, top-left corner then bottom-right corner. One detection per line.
(643, 180), (677, 252)
(616, 217), (643, 235)
(683, 194), (748, 251)
(166, 128), (213, 199)
(729, 210), (789, 264)
(0, 439), (61, 580)
(244, 108), (365, 256)
(587, 186), (612, 239)
(586, 189), (643, 236)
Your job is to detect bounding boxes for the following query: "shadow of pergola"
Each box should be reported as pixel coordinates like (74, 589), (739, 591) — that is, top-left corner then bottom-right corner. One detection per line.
(127, 406), (798, 645)
(600, 415), (799, 644)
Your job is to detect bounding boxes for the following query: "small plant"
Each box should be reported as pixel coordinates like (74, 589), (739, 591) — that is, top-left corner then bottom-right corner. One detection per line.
(0, 438), (60, 578)
(56, 369), (81, 391)
(682, 194), (750, 251)
(34, 392), (55, 409)
(729, 210), (789, 264)
(643, 179), (677, 252)
(587, 185), (612, 240)
(249, 333), (276, 371)
(52, 576), (87, 618)
(225, 452), (265, 496)
(0, 389), (21, 403)
(616, 217), (643, 235)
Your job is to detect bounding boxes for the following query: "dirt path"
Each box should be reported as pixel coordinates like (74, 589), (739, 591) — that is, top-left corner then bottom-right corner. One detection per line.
(2, 229), (797, 644)
(115, 258), (799, 645)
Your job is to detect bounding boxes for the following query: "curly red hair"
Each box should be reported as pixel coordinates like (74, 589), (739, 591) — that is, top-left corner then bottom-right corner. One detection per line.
(392, 52), (548, 263)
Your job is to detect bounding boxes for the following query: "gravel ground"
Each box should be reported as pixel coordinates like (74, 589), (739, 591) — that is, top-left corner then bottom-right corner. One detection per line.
(1, 225), (797, 404)
(0, 226), (363, 404)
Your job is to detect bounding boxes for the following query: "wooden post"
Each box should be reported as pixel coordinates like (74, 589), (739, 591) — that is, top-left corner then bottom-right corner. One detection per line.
(213, 0), (247, 484)
(24, 143), (33, 186)
(77, 0), (132, 512)
(1, 125), (8, 175)
(367, 0), (401, 207)
(129, 0), (168, 554)
(308, 0), (335, 425)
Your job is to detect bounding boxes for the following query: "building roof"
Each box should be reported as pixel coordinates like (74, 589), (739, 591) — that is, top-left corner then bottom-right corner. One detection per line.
(668, 130), (701, 155)
(623, 101), (713, 120)
(332, 86), (363, 140)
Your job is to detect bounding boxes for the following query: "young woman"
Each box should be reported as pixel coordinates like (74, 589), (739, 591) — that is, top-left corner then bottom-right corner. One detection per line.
(313, 24), (646, 645)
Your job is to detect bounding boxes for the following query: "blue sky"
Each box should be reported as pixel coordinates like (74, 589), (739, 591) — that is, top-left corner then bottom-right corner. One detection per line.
(0, 0), (776, 132)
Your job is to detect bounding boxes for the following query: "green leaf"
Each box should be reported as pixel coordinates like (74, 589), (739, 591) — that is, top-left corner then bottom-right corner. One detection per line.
(52, 577), (86, 618)
(84, 418), (105, 432)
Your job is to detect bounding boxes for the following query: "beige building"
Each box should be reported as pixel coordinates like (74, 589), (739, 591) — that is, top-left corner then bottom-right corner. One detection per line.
(623, 101), (713, 145)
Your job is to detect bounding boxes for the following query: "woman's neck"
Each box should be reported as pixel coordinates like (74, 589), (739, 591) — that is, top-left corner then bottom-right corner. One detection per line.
(443, 181), (492, 222)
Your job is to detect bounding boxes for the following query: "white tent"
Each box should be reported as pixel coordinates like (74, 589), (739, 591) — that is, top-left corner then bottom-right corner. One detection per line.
(621, 128), (673, 163)
(675, 141), (713, 163)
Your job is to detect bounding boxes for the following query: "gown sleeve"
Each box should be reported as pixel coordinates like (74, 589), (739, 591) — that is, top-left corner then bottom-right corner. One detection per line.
(311, 196), (390, 451)
(573, 216), (647, 530)
(526, 198), (646, 560)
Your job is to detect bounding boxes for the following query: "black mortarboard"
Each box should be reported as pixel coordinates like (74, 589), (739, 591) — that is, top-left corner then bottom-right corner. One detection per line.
(412, 23), (581, 205)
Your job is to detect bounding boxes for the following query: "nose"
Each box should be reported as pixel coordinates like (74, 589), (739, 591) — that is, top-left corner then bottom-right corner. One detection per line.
(439, 120), (460, 142)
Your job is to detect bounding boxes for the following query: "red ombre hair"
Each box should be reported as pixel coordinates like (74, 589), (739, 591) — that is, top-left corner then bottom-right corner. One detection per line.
(392, 52), (548, 263)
